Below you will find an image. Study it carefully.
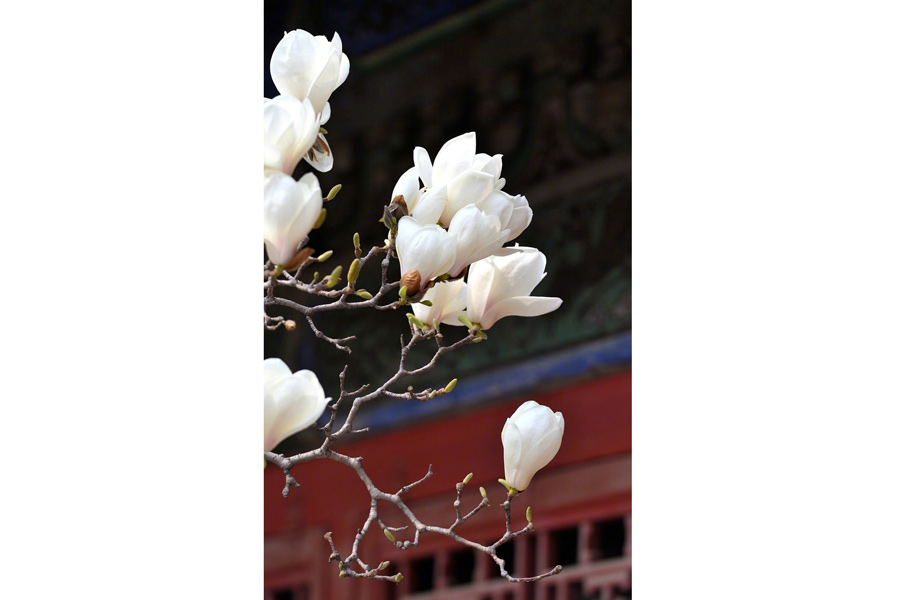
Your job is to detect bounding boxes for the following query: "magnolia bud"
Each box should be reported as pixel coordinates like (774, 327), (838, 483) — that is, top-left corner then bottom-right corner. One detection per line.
(327, 265), (342, 288)
(378, 561), (390, 571)
(526, 506), (533, 522)
(355, 290), (373, 300)
(313, 208), (327, 229)
(284, 320), (296, 331)
(463, 472), (473, 484)
(317, 250), (333, 262)
(348, 258), (360, 284)
(389, 194), (409, 221)
(407, 313), (426, 330)
(400, 269), (422, 297)
(326, 183), (342, 200)
(480, 487), (487, 498)
(391, 573), (403, 583)
(383, 529), (395, 543)
(353, 232), (360, 249)
(445, 378), (457, 393)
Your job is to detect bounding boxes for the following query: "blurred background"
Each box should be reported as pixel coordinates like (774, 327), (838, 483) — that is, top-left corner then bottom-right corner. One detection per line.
(264, 0), (631, 598)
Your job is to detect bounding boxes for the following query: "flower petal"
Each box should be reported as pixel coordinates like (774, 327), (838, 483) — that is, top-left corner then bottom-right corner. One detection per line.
(432, 132), (475, 187)
(479, 295), (562, 330)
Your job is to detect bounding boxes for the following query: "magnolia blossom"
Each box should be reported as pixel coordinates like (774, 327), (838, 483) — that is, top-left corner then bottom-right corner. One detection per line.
(412, 132), (506, 226)
(465, 246), (562, 329)
(395, 216), (456, 297)
(411, 279), (468, 329)
(264, 358), (329, 452)
(270, 29), (350, 116)
(264, 95), (320, 176)
(446, 204), (509, 277)
(263, 172), (323, 266)
(501, 401), (564, 492)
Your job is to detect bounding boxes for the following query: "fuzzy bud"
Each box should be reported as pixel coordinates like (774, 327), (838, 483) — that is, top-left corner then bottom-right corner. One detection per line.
(313, 208), (327, 229)
(284, 320), (296, 331)
(326, 265), (342, 288)
(400, 269), (422, 297)
(347, 258), (360, 284)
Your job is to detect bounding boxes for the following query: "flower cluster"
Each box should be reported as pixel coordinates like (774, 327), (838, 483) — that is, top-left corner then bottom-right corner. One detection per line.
(262, 29), (565, 500)
(264, 29), (349, 269)
(394, 132), (561, 330)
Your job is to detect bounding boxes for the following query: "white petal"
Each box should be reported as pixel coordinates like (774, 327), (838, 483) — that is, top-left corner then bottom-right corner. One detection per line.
(432, 132), (475, 187)
(410, 185), (446, 226)
(501, 418), (523, 489)
(413, 146), (433, 188)
(392, 166), (421, 206)
(505, 196), (533, 242)
(479, 295), (562, 330)
(263, 357), (292, 387)
(447, 205), (509, 277)
(442, 170), (496, 225)
(396, 217), (457, 281)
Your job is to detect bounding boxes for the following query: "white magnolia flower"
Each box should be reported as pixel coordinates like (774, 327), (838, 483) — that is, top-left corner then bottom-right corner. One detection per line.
(270, 29), (350, 116)
(263, 172), (323, 266)
(477, 190), (533, 243)
(465, 246), (562, 329)
(264, 358), (329, 452)
(412, 132), (506, 226)
(501, 401), (564, 492)
(395, 216), (456, 297)
(264, 95), (320, 176)
(446, 204), (510, 277)
(411, 279), (468, 329)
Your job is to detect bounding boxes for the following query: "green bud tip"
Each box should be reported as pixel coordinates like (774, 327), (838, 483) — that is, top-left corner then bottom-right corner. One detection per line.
(445, 378), (457, 393)
(319, 126), (328, 135)
(314, 208), (327, 229)
(383, 529), (395, 543)
(327, 183), (342, 200)
(392, 573), (403, 583)
(419, 299), (433, 306)
(378, 561), (390, 570)
(458, 314), (474, 329)
(399, 286), (408, 301)
(317, 250), (333, 262)
(338, 571), (348, 578)
(526, 506), (532, 522)
(272, 265), (284, 277)
(479, 487), (487, 498)
(355, 290), (373, 300)
(353, 232), (360, 249)
(348, 258), (360, 284)
(406, 313), (426, 329)
(463, 472), (473, 484)
(498, 478), (520, 496)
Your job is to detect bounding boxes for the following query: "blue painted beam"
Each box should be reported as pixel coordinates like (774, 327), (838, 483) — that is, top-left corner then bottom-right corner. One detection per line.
(358, 331), (631, 431)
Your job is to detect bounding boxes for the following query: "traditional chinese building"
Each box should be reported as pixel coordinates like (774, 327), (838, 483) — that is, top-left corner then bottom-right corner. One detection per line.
(265, 0), (631, 598)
